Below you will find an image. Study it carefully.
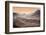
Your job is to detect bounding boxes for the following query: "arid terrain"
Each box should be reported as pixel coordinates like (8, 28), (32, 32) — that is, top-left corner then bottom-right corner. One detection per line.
(13, 10), (40, 28)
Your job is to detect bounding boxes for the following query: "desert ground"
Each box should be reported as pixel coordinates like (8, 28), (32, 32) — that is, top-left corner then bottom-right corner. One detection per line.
(13, 10), (40, 28)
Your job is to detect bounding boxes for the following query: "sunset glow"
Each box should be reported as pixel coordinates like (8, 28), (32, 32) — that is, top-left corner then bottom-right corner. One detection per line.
(13, 7), (39, 14)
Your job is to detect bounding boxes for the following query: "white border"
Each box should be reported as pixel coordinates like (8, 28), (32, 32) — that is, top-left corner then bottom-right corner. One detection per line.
(9, 3), (44, 32)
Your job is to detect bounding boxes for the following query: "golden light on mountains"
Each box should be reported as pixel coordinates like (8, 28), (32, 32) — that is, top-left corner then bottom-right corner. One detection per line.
(13, 7), (39, 14)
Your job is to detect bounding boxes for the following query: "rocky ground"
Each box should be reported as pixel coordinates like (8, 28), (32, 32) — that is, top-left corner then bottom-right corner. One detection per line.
(13, 10), (40, 28)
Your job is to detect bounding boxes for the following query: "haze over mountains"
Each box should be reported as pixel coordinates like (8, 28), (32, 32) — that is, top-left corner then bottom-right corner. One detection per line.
(13, 7), (40, 27)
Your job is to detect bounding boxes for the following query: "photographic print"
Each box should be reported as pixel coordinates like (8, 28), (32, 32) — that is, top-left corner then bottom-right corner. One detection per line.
(5, 1), (45, 34)
(13, 7), (40, 27)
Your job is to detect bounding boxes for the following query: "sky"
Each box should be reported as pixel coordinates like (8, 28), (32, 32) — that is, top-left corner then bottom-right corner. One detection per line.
(13, 7), (39, 14)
